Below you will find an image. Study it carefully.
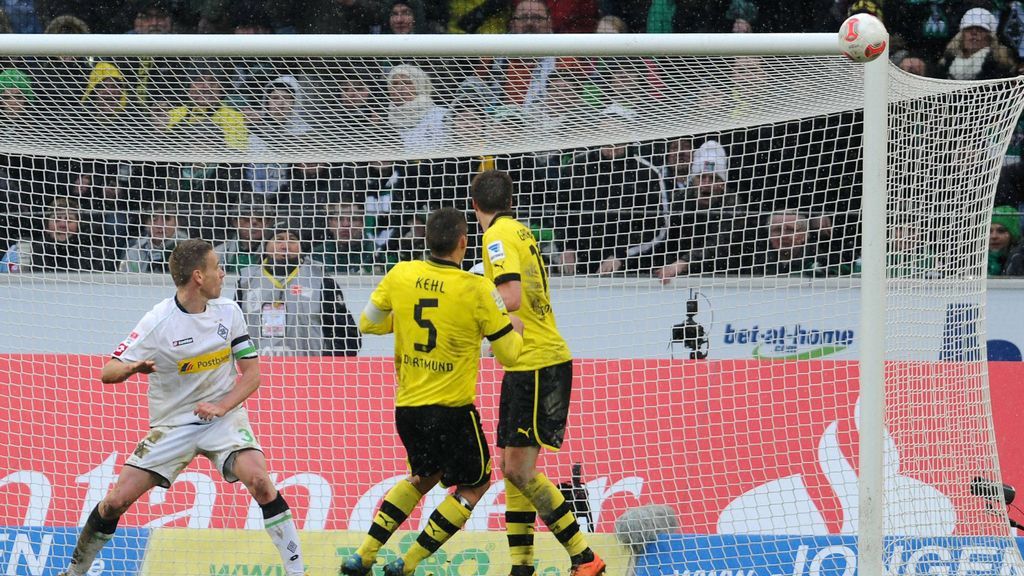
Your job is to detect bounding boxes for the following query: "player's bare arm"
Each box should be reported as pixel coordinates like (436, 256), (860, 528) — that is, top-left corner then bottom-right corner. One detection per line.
(497, 280), (521, 312)
(194, 356), (261, 421)
(100, 358), (156, 384)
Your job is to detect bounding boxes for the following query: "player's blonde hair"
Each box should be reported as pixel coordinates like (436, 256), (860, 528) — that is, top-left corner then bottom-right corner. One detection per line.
(169, 238), (213, 287)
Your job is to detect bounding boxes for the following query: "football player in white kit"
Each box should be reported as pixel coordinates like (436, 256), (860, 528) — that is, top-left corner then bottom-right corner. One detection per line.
(57, 239), (305, 576)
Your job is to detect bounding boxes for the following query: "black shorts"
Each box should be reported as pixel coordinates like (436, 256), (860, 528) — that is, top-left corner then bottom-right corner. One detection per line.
(497, 360), (573, 450)
(395, 404), (492, 488)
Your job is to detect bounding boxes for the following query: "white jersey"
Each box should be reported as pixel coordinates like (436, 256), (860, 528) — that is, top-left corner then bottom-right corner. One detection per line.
(112, 296), (258, 427)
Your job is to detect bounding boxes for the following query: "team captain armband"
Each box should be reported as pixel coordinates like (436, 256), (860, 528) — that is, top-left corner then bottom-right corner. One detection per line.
(232, 335), (257, 359)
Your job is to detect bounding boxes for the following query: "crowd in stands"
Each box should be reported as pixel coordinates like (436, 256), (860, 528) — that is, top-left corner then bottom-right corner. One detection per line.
(0, 0), (1020, 279)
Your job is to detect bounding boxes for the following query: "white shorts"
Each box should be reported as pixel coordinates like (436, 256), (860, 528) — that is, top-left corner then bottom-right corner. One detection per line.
(125, 408), (262, 488)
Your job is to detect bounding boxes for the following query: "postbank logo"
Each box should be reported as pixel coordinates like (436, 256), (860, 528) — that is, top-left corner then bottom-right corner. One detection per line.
(177, 347), (231, 374)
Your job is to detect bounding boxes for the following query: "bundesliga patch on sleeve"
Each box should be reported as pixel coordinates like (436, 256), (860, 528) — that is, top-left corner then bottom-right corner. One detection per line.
(487, 240), (505, 263)
(113, 331), (139, 357)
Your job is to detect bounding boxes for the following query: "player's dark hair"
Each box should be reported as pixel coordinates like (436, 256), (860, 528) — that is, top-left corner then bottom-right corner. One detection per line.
(426, 207), (468, 257)
(514, 0), (549, 12)
(470, 170), (513, 213)
(169, 238), (213, 287)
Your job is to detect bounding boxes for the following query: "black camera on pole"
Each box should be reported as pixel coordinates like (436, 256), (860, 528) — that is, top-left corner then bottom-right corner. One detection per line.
(970, 476), (1016, 505)
(970, 476), (1024, 531)
(672, 298), (708, 360)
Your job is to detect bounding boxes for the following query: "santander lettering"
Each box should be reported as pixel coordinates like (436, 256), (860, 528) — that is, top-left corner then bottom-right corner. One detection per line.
(1, 454), (638, 531)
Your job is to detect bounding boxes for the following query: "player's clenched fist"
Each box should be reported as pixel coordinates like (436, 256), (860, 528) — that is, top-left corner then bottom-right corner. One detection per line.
(193, 402), (225, 421)
(130, 360), (156, 375)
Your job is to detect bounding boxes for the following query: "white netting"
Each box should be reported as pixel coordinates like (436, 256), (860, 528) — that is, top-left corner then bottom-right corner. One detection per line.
(0, 48), (1022, 576)
(0, 55), (919, 161)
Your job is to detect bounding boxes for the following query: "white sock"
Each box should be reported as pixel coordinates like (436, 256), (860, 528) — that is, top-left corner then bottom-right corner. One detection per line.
(67, 532), (113, 576)
(68, 506), (118, 576)
(265, 509), (304, 576)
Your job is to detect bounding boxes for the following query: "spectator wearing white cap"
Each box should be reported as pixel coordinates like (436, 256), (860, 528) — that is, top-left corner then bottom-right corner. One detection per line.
(654, 139), (747, 283)
(684, 140), (732, 210)
(939, 7), (1017, 80)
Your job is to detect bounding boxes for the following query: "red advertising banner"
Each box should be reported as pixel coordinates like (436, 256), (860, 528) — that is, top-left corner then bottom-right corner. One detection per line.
(0, 357), (1021, 536)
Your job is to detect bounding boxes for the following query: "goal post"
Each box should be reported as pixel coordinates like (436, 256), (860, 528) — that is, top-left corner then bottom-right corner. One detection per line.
(0, 32), (840, 57)
(0, 31), (1022, 576)
(858, 49), (888, 576)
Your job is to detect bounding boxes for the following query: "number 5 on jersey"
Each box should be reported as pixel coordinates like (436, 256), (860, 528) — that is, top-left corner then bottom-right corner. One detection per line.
(413, 298), (438, 353)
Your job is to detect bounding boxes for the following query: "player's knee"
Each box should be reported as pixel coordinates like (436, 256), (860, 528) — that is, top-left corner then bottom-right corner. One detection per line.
(469, 479), (491, 500)
(406, 474), (427, 493)
(502, 467), (532, 490)
(245, 474), (277, 503)
(407, 473), (441, 495)
(100, 496), (132, 518)
(457, 481), (490, 507)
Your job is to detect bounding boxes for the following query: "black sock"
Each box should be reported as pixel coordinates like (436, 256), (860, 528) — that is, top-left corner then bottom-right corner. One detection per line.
(87, 505), (119, 535)
(259, 492), (289, 519)
(570, 548), (595, 566)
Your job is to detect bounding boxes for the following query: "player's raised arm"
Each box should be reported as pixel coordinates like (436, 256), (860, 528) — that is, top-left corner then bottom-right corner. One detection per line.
(102, 313), (158, 384)
(100, 358), (156, 384)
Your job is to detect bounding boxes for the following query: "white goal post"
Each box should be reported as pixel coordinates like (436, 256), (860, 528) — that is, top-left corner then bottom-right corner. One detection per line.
(0, 30), (1022, 576)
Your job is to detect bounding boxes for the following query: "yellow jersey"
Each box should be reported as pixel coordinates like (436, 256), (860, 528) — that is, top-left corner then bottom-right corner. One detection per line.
(482, 214), (572, 371)
(363, 257), (522, 407)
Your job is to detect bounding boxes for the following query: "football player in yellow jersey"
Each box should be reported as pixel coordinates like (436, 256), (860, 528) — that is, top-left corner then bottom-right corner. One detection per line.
(341, 207), (525, 576)
(471, 170), (606, 576)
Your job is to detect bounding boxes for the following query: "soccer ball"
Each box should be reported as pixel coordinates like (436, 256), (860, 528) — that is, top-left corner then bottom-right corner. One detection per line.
(838, 14), (888, 63)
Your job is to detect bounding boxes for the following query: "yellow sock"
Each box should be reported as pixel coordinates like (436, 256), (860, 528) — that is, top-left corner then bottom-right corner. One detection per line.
(505, 479), (536, 571)
(521, 473), (589, 558)
(403, 495), (473, 574)
(356, 479), (422, 566)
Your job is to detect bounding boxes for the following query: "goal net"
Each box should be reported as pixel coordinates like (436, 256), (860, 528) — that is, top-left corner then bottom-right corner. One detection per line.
(0, 36), (1023, 576)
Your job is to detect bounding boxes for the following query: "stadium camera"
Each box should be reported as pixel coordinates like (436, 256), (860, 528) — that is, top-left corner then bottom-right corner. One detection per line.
(672, 297), (708, 360)
(971, 476), (1016, 505)
(970, 476), (1024, 531)
(557, 463), (594, 531)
